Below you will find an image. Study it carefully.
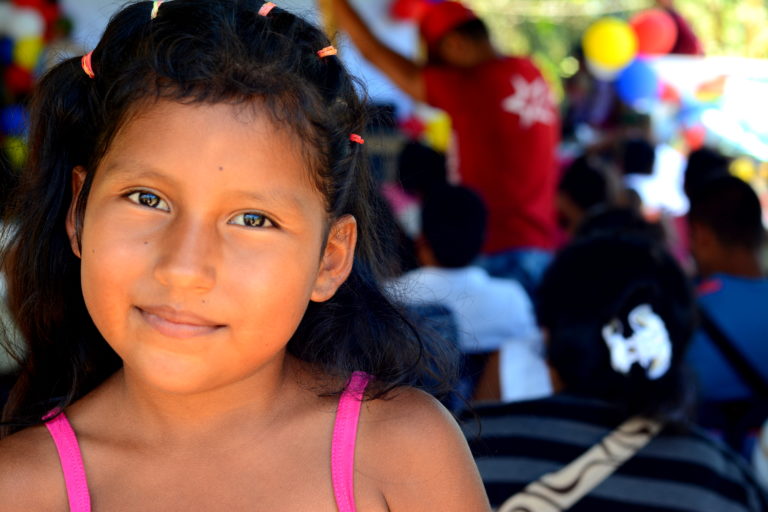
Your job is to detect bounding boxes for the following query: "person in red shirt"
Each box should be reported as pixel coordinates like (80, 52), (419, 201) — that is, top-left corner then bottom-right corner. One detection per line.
(331, 0), (560, 295)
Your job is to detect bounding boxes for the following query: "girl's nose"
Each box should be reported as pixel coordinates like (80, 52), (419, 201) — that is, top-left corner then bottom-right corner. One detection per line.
(153, 215), (217, 292)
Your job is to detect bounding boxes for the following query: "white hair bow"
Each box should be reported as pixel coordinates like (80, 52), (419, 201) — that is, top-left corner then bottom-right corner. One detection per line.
(602, 304), (672, 380)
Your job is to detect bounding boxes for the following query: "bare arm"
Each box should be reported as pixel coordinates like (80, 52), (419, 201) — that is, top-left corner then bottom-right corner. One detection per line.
(330, 0), (427, 102)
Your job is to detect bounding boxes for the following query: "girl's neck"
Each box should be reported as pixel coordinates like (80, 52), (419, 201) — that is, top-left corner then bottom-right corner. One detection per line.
(102, 355), (302, 444)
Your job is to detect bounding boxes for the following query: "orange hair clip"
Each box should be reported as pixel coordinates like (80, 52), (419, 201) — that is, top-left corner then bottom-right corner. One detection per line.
(258, 2), (276, 16)
(317, 46), (338, 58)
(81, 51), (95, 79)
(150, 0), (164, 19)
(349, 134), (364, 145)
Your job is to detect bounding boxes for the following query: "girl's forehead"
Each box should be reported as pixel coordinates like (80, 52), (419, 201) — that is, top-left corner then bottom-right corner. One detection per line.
(100, 101), (317, 189)
(106, 99), (322, 184)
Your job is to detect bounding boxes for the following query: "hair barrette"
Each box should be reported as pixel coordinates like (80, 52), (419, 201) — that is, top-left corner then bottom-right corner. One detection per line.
(317, 46), (338, 58)
(151, 0), (164, 20)
(349, 134), (364, 145)
(259, 2), (276, 16)
(81, 51), (95, 79)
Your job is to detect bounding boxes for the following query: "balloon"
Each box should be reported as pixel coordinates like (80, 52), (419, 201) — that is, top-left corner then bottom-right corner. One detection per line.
(13, 35), (43, 70)
(8, 7), (45, 39)
(0, 37), (13, 66)
(0, 105), (28, 136)
(4, 64), (34, 94)
(630, 9), (677, 55)
(424, 111), (451, 153)
(615, 58), (659, 108)
(2, 136), (28, 169)
(682, 125), (706, 151)
(583, 18), (637, 72)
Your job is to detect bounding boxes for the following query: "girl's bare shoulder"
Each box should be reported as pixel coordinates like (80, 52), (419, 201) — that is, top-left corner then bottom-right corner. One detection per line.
(356, 388), (491, 511)
(0, 424), (68, 510)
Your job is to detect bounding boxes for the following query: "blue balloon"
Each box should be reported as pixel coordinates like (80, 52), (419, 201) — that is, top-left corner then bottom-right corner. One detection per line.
(0, 105), (28, 136)
(0, 37), (13, 66)
(615, 58), (659, 108)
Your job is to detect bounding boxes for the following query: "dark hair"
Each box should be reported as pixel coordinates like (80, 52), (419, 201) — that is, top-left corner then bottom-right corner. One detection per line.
(620, 138), (656, 176)
(421, 185), (486, 268)
(558, 156), (609, 212)
(683, 147), (731, 199)
(537, 234), (695, 421)
(450, 18), (490, 43)
(0, 0), (456, 434)
(688, 175), (765, 251)
(397, 141), (447, 197)
(576, 207), (665, 246)
(426, 18), (489, 65)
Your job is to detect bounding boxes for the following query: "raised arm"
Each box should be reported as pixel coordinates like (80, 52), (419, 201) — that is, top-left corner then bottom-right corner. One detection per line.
(330, 0), (426, 102)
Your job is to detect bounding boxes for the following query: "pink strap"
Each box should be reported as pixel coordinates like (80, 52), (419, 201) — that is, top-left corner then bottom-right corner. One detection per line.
(331, 371), (370, 512)
(44, 411), (91, 512)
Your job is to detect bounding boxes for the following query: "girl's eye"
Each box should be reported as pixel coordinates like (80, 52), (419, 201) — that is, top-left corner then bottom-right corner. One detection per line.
(229, 212), (274, 228)
(126, 191), (170, 211)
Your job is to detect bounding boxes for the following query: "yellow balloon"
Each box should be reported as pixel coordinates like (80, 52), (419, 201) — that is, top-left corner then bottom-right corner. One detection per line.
(3, 136), (28, 169)
(731, 156), (756, 182)
(583, 18), (637, 72)
(13, 36), (44, 71)
(424, 111), (452, 154)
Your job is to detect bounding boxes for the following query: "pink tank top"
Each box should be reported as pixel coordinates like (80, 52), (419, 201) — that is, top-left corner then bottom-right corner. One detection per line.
(43, 371), (370, 512)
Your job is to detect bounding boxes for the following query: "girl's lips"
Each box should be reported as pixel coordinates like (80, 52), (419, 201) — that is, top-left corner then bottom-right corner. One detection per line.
(137, 306), (225, 339)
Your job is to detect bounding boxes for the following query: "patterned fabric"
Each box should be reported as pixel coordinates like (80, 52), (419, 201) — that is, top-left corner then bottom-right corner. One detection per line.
(461, 394), (768, 511)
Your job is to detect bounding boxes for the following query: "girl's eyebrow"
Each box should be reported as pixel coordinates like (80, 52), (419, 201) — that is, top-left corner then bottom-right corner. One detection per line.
(100, 160), (177, 186)
(102, 159), (307, 211)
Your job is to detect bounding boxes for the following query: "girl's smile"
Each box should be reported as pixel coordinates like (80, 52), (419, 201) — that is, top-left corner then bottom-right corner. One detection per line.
(135, 305), (226, 339)
(66, 99), (356, 395)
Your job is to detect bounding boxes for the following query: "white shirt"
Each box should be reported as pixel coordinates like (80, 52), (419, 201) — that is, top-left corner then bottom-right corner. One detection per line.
(389, 266), (538, 354)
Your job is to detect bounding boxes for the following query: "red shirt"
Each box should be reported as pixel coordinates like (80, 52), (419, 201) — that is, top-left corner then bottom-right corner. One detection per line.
(424, 57), (559, 253)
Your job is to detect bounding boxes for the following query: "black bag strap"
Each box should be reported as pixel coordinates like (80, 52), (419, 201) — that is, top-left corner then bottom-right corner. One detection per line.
(698, 306), (768, 397)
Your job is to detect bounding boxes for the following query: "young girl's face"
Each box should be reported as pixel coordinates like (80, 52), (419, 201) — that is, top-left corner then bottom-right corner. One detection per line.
(66, 100), (356, 395)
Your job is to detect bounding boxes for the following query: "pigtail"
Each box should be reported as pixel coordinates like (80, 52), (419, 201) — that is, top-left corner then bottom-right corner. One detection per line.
(1, 57), (121, 435)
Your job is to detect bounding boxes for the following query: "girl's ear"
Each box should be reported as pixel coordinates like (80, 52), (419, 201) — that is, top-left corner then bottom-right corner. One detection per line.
(65, 167), (87, 259)
(311, 215), (357, 302)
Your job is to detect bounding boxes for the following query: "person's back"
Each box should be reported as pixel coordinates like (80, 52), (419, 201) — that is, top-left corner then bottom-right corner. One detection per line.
(390, 185), (538, 355)
(685, 175), (768, 454)
(689, 275), (768, 402)
(462, 233), (768, 510)
(423, 56), (559, 255)
(331, 0), (560, 293)
(465, 394), (768, 511)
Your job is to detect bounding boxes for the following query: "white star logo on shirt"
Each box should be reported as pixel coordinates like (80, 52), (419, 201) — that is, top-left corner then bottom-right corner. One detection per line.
(501, 75), (555, 128)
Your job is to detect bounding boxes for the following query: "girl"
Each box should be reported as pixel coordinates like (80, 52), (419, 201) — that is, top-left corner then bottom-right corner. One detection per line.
(0, 1), (490, 510)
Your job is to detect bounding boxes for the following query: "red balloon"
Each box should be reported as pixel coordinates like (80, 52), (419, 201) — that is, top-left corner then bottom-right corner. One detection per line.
(630, 9), (678, 55)
(683, 125), (706, 151)
(5, 64), (34, 95)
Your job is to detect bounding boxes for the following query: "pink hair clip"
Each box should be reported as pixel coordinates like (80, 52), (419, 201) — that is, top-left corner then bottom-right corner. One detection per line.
(349, 134), (364, 145)
(81, 51), (95, 79)
(151, 0), (164, 19)
(259, 2), (276, 16)
(317, 46), (338, 58)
